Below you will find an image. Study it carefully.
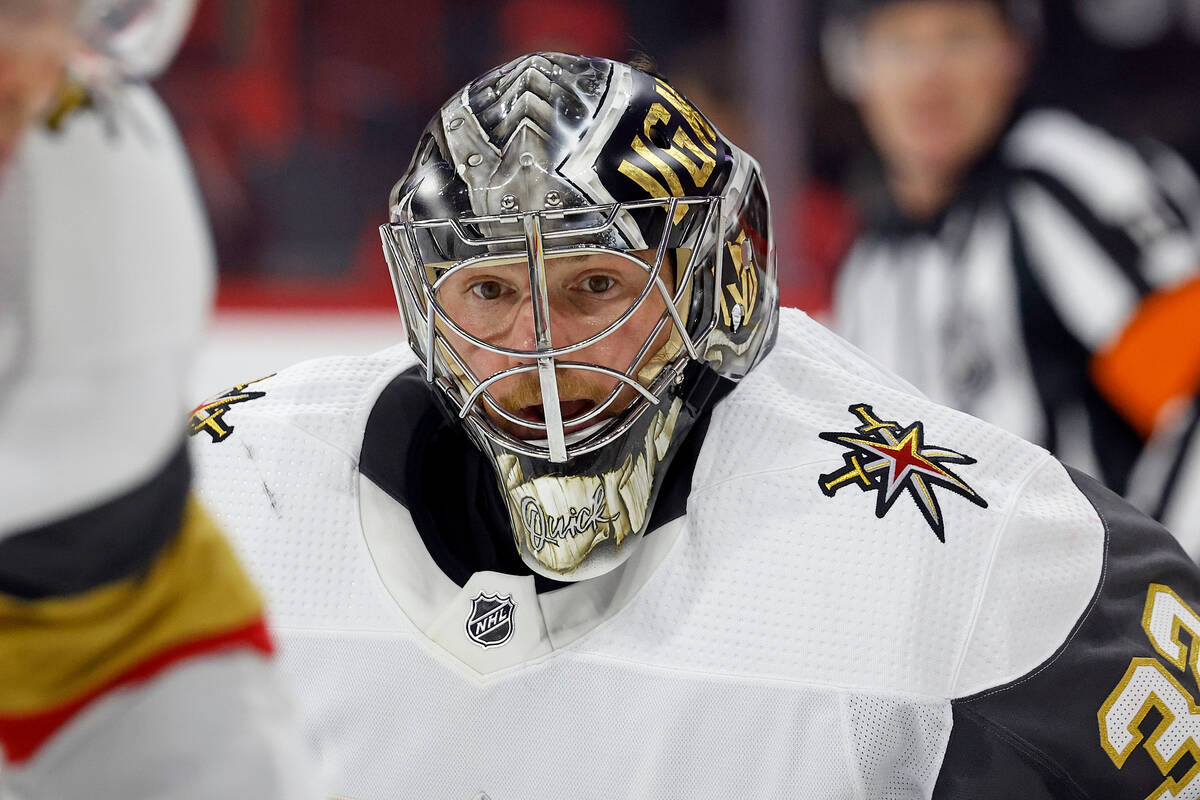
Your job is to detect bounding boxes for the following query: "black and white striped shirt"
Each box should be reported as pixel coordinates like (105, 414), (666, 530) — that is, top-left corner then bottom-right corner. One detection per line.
(834, 108), (1200, 547)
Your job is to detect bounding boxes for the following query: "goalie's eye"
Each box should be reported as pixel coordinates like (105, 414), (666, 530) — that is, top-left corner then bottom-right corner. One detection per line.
(471, 280), (507, 301)
(581, 274), (617, 294)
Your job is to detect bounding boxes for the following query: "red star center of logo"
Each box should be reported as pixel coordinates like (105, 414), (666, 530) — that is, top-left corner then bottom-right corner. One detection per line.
(849, 427), (954, 500)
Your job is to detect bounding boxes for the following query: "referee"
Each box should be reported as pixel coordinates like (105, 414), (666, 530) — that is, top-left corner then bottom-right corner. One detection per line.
(825, 0), (1200, 548)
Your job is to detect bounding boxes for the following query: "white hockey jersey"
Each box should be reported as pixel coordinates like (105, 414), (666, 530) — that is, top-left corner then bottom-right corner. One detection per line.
(192, 308), (1200, 799)
(0, 83), (213, 535)
(0, 85), (315, 799)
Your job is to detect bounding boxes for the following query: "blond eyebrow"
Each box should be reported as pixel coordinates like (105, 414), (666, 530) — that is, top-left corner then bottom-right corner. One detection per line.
(546, 254), (603, 267)
(545, 251), (657, 269)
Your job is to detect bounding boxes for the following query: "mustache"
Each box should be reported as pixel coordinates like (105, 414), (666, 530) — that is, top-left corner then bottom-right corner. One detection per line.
(495, 370), (610, 414)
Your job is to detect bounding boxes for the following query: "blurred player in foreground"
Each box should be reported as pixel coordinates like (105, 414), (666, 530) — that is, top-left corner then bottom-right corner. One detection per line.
(0, 1), (313, 796)
(192, 51), (1200, 797)
(825, 0), (1200, 550)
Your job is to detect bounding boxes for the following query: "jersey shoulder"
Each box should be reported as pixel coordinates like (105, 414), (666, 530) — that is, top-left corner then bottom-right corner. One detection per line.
(657, 310), (1107, 696)
(188, 343), (418, 457)
(773, 307), (926, 393)
(187, 345), (420, 633)
(934, 467), (1200, 799)
(705, 308), (1044, 493)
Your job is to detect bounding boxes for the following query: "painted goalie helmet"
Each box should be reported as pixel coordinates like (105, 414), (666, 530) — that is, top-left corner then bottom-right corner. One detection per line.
(380, 52), (777, 581)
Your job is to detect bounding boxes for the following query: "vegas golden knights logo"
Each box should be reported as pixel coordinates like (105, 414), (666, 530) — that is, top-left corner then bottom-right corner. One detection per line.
(189, 376), (272, 444)
(721, 229), (760, 334)
(818, 404), (987, 542)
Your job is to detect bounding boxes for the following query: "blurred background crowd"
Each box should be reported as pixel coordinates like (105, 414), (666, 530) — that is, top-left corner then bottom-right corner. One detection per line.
(156, 0), (1200, 313)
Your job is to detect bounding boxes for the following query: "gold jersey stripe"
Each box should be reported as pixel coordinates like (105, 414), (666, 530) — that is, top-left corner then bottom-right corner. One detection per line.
(0, 497), (264, 714)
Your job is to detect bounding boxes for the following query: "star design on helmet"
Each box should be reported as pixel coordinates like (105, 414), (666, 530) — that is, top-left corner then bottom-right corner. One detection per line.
(818, 404), (988, 542)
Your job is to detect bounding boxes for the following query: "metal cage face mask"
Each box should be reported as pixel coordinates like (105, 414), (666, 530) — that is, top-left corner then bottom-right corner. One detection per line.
(380, 52), (779, 581)
(381, 196), (721, 465)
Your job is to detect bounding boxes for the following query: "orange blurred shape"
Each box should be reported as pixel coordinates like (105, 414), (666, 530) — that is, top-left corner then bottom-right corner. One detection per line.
(1092, 275), (1200, 437)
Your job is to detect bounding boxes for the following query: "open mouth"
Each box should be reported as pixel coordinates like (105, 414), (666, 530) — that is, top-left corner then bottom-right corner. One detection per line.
(516, 399), (597, 426)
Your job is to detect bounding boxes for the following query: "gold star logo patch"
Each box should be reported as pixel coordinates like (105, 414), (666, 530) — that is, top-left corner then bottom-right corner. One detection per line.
(819, 404), (988, 542)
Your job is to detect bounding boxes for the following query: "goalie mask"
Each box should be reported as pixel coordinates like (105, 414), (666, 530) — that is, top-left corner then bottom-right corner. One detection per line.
(380, 52), (777, 581)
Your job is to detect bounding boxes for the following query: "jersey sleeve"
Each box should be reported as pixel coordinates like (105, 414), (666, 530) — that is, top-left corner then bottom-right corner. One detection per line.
(1004, 110), (1200, 437)
(0, 85), (214, 536)
(0, 448), (318, 798)
(0, 86), (318, 797)
(935, 463), (1200, 799)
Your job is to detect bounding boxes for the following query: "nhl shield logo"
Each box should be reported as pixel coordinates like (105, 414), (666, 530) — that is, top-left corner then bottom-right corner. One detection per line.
(466, 592), (515, 649)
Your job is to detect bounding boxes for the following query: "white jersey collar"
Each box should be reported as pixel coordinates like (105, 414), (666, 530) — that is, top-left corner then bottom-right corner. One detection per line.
(357, 473), (685, 675)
